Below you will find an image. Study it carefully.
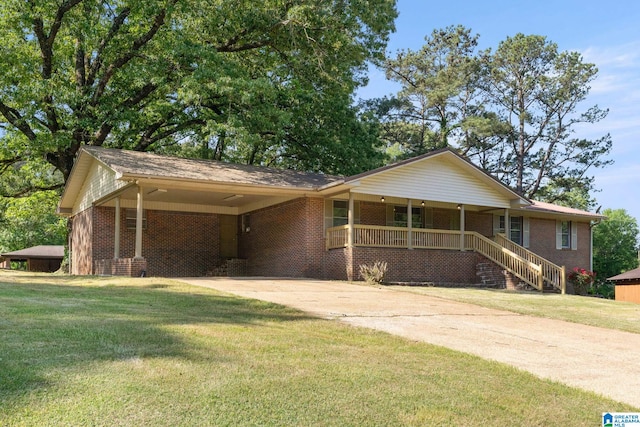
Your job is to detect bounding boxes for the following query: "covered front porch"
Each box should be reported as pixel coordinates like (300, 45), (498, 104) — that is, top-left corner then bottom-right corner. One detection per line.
(324, 194), (566, 293)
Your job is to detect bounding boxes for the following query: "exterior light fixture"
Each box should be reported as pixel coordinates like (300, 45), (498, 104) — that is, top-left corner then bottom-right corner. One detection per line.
(421, 201), (425, 207)
(380, 196), (385, 203)
(457, 204), (462, 210)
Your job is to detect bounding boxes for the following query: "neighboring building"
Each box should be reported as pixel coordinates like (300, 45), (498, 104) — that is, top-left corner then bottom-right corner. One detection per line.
(0, 245), (65, 272)
(57, 146), (603, 293)
(608, 267), (640, 304)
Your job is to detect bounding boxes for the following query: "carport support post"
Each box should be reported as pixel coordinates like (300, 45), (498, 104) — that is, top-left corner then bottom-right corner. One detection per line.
(114, 196), (121, 259)
(347, 192), (354, 247)
(135, 186), (143, 259)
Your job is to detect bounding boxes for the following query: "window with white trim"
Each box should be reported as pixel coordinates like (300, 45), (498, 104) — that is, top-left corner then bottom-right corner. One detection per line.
(510, 216), (523, 245)
(392, 206), (424, 228)
(126, 208), (147, 230)
(332, 200), (348, 227)
(556, 220), (577, 250)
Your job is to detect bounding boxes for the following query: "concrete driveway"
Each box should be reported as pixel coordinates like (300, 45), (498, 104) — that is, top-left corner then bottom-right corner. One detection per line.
(181, 277), (640, 408)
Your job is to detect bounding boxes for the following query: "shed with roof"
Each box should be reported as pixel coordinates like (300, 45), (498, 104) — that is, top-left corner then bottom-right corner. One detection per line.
(608, 267), (640, 304)
(1, 245), (65, 272)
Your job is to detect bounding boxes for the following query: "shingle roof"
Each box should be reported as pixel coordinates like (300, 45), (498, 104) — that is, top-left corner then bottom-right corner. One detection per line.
(83, 146), (341, 189)
(1, 245), (65, 259)
(523, 200), (604, 219)
(608, 267), (640, 282)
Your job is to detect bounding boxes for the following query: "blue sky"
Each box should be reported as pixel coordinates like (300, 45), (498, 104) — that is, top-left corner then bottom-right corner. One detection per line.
(358, 0), (640, 221)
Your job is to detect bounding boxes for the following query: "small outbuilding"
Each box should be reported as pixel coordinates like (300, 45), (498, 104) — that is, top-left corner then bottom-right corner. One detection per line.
(0, 245), (65, 273)
(608, 267), (640, 304)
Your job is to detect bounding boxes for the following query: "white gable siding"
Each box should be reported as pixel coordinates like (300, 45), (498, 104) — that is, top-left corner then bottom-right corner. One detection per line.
(73, 161), (128, 214)
(352, 156), (512, 208)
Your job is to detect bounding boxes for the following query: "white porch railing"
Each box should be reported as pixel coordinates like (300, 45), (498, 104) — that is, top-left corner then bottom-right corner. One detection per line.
(326, 225), (565, 292)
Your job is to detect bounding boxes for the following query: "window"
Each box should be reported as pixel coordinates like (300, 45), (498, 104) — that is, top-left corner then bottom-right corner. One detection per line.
(495, 215), (529, 247)
(561, 221), (571, 249)
(556, 220), (577, 250)
(332, 200), (348, 226)
(392, 206), (423, 228)
(510, 217), (523, 245)
(125, 209), (147, 230)
(325, 199), (359, 229)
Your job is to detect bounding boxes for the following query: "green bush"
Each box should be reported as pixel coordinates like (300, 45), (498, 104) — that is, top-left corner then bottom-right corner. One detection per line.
(589, 280), (615, 299)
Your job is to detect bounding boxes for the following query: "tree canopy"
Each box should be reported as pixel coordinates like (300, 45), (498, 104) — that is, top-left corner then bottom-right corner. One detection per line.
(374, 28), (613, 207)
(0, 0), (397, 197)
(593, 209), (639, 280)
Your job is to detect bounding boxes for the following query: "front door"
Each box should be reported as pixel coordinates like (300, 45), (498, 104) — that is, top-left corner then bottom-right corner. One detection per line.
(219, 215), (238, 258)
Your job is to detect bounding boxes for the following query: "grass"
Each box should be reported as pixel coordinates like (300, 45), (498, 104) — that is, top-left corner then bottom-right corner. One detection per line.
(0, 271), (636, 426)
(386, 285), (640, 334)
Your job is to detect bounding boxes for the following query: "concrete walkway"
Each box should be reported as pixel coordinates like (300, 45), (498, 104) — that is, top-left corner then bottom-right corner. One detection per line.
(180, 277), (640, 408)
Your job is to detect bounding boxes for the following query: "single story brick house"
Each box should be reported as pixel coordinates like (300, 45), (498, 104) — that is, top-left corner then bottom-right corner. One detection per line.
(57, 146), (603, 293)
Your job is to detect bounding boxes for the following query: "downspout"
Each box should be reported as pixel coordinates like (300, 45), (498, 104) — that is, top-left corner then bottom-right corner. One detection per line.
(590, 218), (603, 272)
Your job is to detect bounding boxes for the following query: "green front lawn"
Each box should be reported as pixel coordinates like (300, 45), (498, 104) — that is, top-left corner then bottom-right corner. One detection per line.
(0, 271), (635, 426)
(388, 285), (640, 334)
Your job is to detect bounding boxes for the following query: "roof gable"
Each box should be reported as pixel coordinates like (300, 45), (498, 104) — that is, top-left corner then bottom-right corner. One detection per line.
(344, 149), (527, 209)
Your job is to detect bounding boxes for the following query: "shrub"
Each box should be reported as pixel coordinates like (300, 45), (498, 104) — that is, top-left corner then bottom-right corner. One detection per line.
(567, 267), (596, 296)
(359, 261), (388, 284)
(589, 280), (615, 299)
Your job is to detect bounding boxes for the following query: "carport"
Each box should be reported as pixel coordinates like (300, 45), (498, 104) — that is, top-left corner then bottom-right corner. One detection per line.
(1, 245), (64, 272)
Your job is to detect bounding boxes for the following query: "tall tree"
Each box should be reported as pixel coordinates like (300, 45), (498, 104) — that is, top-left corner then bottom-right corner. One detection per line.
(0, 191), (67, 252)
(379, 25), (482, 155)
(472, 34), (612, 204)
(593, 209), (639, 280)
(0, 0), (397, 196)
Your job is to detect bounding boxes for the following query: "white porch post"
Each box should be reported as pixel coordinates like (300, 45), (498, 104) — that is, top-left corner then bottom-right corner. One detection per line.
(407, 199), (413, 249)
(135, 186), (143, 259)
(504, 208), (510, 241)
(114, 196), (121, 259)
(347, 192), (354, 248)
(459, 204), (465, 251)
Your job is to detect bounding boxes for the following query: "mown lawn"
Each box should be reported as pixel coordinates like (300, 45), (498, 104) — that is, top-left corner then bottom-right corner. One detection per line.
(0, 271), (636, 426)
(388, 285), (640, 334)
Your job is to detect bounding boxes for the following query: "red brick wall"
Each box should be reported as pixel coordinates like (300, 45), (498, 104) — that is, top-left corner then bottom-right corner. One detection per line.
(92, 207), (220, 277)
(466, 211), (493, 237)
(432, 208), (454, 229)
(70, 208), (93, 275)
(528, 218), (591, 271)
(323, 247), (351, 280)
(239, 198), (326, 277)
(360, 202), (386, 226)
(94, 258), (148, 277)
(351, 247), (482, 283)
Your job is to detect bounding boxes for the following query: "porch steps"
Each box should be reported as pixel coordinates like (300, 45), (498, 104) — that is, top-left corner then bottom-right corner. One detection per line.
(206, 258), (248, 277)
(475, 262), (506, 288)
(476, 261), (560, 292)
